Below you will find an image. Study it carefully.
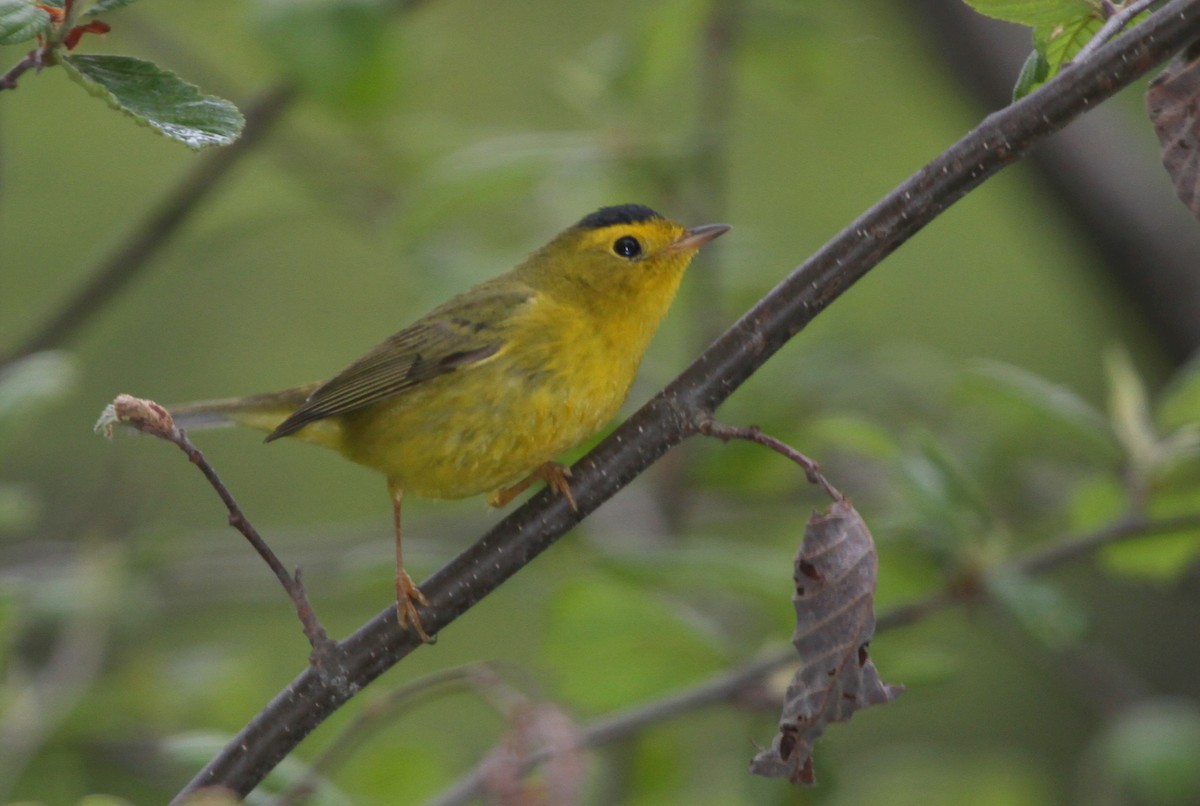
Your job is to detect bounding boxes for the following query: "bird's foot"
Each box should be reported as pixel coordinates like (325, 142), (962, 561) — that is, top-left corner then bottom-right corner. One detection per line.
(487, 461), (577, 511)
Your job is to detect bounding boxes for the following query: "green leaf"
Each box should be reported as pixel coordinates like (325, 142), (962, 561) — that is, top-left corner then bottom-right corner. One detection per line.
(60, 54), (244, 150)
(964, 360), (1118, 459)
(1158, 355), (1200, 433)
(1067, 473), (1126, 532)
(1042, 13), (1103, 74)
(961, 0), (1096, 27)
(891, 432), (995, 557)
(1013, 47), (1050, 100)
(0, 0), (51, 45)
(1106, 348), (1160, 475)
(988, 570), (1089, 646)
(1100, 519), (1200, 582)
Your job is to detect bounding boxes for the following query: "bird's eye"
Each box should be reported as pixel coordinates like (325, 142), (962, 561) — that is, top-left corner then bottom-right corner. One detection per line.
(612, 235), (642, 259)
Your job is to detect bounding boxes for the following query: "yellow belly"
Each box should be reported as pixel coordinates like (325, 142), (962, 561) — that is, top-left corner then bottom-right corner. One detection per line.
(333, 329), (636, 499)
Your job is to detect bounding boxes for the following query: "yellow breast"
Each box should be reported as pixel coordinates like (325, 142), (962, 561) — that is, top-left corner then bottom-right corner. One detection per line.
(335, 292), (646, 499)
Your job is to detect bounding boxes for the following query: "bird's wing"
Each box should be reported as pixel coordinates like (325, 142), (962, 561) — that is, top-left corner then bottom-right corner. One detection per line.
(266, 284), (533, 441)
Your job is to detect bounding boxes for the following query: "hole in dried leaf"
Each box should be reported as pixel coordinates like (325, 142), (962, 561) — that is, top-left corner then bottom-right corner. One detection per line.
(798, 559), (821, 581)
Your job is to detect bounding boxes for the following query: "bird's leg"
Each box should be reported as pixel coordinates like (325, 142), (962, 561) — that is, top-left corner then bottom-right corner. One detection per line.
(487, 461), (578, 511)
(389, 479), (433, 643)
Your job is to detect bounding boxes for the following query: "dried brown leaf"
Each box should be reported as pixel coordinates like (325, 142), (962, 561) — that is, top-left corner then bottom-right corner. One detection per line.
(750, 500), (903, 785)
(1148, 43), (1200, 221)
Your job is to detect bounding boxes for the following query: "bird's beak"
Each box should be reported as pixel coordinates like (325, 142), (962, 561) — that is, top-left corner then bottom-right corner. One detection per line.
(667, 222), (731, 254)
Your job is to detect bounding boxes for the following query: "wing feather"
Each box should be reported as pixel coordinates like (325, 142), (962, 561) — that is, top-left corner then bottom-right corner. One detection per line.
(266, 284), (532, 441)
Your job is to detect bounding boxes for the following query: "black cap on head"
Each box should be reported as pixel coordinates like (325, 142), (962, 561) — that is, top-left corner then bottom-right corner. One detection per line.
(576, 204), (664, 230)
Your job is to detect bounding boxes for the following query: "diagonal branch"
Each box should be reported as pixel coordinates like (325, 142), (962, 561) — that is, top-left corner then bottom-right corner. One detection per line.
(171, 1), (1200, 801)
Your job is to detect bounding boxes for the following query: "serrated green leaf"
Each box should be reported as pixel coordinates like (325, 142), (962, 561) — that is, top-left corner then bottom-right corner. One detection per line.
(1042, 13), (1103, 73)
(962, 0), (1096, 27)
(1015, 12), (1104, 97)
(1013, 48), (1050, 100)
(0, 0), (50, 45)
(60, 54), (243, 150)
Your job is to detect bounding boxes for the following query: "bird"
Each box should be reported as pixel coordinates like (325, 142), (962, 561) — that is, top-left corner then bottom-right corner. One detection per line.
(170, 204), (730, 642)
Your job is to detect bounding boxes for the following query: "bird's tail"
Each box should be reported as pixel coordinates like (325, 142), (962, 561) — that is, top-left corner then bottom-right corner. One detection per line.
(169, 384), (320, 435)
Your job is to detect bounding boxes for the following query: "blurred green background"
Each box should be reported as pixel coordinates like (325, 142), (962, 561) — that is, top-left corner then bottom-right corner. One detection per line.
(3, 1), (1200, 804)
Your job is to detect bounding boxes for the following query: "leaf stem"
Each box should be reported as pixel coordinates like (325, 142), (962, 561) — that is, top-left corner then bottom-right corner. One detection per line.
(696, 416), (844, 501)
(0, 50), (42, 91)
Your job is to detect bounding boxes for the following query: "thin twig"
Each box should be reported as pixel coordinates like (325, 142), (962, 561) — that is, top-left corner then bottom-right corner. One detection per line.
(1012, 511), (1200, 575)
(1072, 0), (1161, 64)
(696, 417), (844, 501)
(173, 3), (1200, 800)
(0, 49), (42, 91)
(95, 395), (344, 680)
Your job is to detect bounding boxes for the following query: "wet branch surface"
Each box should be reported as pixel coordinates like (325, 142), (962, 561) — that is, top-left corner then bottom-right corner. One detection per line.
(172, 2), (1200, 801)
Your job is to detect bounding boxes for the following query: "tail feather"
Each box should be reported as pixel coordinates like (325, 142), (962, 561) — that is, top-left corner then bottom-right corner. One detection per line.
(169, 384), (321, 435)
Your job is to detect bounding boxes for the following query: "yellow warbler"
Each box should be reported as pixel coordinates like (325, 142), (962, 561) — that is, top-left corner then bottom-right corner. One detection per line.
(172, 204), (729, 641)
